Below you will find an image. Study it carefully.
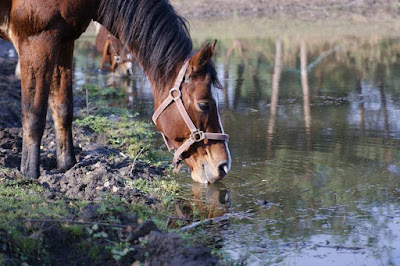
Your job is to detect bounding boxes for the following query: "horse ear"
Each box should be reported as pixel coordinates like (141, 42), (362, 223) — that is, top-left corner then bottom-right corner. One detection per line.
(191, 39), (217, 72)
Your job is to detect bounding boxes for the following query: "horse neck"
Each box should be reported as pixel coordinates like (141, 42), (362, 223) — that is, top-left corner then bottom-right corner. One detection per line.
(94, 0), (192, 102)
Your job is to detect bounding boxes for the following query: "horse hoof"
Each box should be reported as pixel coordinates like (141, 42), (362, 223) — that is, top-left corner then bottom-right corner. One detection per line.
(57, 157), (77, 172)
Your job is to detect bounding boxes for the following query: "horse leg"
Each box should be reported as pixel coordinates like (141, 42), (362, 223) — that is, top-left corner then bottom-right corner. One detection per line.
(19, 41), (53, 178)
(49, 41), (76, 171)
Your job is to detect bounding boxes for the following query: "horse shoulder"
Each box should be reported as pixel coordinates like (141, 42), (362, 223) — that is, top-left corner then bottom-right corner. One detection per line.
(9, 0), (92, 42)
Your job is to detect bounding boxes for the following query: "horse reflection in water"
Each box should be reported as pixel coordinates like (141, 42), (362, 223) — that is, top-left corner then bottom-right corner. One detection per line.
(171, 183), (231, 228)
(191, 183), (231, 218)
(0, 0), (231, 183)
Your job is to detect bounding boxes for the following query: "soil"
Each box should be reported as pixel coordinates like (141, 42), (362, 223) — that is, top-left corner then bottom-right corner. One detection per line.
(0, 39), (219, 265)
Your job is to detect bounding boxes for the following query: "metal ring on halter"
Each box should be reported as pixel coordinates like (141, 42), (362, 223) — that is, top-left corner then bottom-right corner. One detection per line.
(190, 130), (205, 142)
(169, 88), (181, 100)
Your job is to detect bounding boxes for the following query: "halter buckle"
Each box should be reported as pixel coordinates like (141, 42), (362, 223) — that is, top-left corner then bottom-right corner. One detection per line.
(190, 130), (205, 142)
(169, 88), (181, 100)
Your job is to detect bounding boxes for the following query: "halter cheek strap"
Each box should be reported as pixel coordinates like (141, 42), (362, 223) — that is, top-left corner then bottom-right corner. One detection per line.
(152, 58), (229, 173)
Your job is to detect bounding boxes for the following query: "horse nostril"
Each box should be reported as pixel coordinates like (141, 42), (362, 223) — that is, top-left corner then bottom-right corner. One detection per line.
(218, 162), (229, 177)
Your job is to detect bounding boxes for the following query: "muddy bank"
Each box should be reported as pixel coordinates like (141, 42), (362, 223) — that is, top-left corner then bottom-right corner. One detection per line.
(0, 39), (219, 265)
(172, 0), (399, 20)
(0, 39), (163, 203)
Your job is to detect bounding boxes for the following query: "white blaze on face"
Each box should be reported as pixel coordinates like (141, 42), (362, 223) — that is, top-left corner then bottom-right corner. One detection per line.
(212, 86), (232, 172)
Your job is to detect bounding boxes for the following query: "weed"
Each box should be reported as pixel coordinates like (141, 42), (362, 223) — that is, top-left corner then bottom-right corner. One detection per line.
(0, 165), (10, 175)
(81, 84), (126, 98)
(61, 224), (85, 237)
(107, 242), (135, 262)
(75, 115), (111, 133)
(125, 177), (180, 207)
(75, 114), (170, 165)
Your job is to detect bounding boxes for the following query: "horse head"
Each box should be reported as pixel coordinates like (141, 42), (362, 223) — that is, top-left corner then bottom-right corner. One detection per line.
(153, 40), (231, 183)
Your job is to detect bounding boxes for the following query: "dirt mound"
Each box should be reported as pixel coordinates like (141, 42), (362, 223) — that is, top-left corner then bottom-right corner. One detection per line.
(0, 124), (162, 202)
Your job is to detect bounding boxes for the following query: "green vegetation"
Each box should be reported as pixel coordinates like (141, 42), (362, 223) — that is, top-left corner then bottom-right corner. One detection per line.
(0, 176), (177, 264)
(0, 178), (73, 263)
(75, 114), (170, 165)
(125, 177), (180, 207)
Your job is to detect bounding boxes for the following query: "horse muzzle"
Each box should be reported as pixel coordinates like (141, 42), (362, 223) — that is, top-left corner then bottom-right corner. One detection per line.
(188, 144), (231, 184)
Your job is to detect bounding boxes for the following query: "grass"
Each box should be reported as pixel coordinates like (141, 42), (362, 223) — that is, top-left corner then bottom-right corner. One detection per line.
(125, 175), (180, 207)
(0, 177), (73, 263)
(75, 83), (173, 168)
(0, 175), (176, 264)
(82, 83), (126, 98)
(75, 114), (170, 165)
(189, 16), (400, 46)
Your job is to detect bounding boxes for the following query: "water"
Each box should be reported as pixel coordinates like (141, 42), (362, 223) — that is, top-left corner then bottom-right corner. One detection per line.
(74, 26), (400, 265)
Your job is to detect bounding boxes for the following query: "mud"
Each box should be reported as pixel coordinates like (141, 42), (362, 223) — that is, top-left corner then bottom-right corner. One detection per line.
(0, 39), (219, 265)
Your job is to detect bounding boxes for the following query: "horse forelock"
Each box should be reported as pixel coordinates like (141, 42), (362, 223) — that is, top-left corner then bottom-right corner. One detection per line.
(97, 0), (193, 89)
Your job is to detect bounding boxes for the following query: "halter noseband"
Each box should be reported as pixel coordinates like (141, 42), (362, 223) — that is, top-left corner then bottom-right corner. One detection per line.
(152, 58), (229, 173)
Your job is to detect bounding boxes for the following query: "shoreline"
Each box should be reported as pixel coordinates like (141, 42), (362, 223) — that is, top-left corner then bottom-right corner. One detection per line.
(172, 0), (399, 20)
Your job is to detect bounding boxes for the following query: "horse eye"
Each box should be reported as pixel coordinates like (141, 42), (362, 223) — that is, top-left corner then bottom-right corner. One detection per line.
(197, 102), (211, 112)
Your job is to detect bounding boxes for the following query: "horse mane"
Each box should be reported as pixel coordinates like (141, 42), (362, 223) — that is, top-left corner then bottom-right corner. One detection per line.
(96, 0), (193, 89)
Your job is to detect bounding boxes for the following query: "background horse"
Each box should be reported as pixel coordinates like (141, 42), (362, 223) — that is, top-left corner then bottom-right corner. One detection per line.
(95, 23), (134, 77)
(0, 0), (231, 183)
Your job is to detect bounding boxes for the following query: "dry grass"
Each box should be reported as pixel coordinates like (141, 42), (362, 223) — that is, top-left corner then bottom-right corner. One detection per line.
(172, 0), (400, 19)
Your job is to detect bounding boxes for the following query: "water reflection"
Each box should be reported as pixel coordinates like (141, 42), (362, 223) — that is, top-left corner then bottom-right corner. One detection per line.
(267, 39), (282, 160)
(73, 33), (400, 265)
(300, 40), (312, 152)
(217, 36), (400, 265)
(170, 183), (231, 229)
(191, 183), (231, 218)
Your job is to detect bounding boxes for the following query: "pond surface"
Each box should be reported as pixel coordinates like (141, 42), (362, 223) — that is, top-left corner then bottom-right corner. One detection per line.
(74, 25), (400, 265)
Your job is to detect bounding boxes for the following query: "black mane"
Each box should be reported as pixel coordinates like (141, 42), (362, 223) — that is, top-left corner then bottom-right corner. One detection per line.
(97, 0), (193, 88)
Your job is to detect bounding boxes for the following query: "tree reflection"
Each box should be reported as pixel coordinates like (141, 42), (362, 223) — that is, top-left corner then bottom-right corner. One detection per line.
(300, 40), (312, 152)
(224, 40), (247, 110)
(267, 39), (282, 160)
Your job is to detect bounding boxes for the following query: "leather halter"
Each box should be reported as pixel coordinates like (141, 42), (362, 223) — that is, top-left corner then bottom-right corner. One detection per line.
(152, 58), (229, 172)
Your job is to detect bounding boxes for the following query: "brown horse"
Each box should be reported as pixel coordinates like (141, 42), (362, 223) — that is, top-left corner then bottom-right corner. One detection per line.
(95, 23), (134, 77)
(0, 0), (231, 183)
